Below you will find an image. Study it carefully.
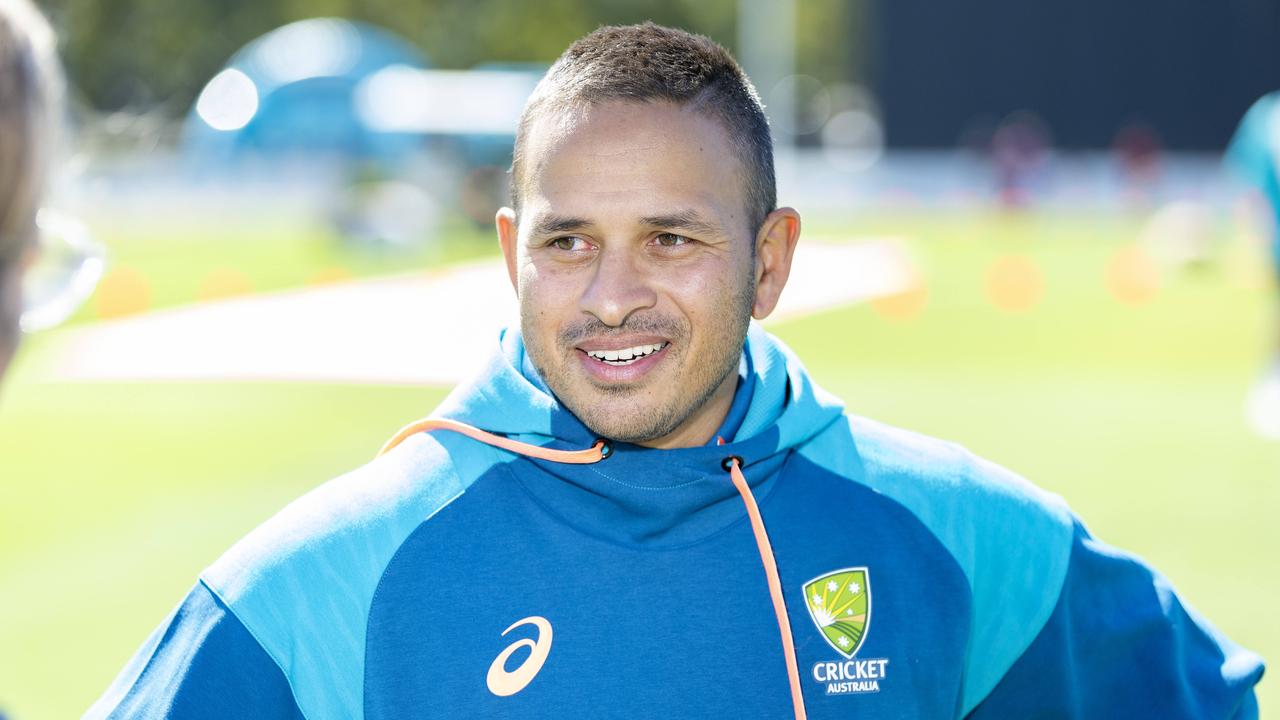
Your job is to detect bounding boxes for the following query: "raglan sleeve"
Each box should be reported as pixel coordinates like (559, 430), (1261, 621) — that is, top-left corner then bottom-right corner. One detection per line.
(965, 519), (1265, 719)
(83, 580), (306, 719)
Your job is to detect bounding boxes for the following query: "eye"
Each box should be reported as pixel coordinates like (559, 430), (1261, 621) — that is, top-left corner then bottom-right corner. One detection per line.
(550, 236), (589, 251)
(653, 233), (690, 247)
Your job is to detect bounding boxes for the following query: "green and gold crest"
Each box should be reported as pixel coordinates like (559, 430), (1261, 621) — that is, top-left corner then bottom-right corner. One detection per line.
(802, 567), (871, 658)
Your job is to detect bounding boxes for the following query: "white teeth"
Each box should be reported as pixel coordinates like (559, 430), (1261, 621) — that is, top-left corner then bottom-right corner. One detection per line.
(585, 342), (667, 365)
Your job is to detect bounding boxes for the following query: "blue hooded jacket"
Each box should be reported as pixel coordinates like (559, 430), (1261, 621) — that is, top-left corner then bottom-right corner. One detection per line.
(87, 325), (1264, 719)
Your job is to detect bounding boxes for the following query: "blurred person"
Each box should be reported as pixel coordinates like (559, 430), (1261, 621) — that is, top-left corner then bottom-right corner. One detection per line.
(1113, 121), (1163, 207)
(89, 23), (1263, 719)
(990, 111), (1052, 209)
(0, 0), (59, 385)
(1226, 91), (1280, 439)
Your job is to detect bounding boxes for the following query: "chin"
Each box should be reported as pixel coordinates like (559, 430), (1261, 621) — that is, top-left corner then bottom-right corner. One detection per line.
(566, 394), (682, 444)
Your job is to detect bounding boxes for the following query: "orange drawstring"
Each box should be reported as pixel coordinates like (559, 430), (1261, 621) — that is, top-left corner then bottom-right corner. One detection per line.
(723, 454), (808, 720)
(378, 419), (804, 719)
(377, 417), (607, 463)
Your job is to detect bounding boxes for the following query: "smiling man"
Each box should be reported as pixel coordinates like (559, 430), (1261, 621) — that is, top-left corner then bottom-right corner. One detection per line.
(499, 94), (783, 449)
(90, 23), (1263, 720)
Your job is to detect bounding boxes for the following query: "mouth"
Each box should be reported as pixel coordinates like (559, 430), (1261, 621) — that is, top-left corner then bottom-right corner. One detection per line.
(580, 341), (669, 366)
(574, 337), (672, 383)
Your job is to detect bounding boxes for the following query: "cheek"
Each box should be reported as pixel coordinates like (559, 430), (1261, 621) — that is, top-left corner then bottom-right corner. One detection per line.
(517, 263), (576, 347)
(518, 259), (555, 310)
(520, 258), (590, 308)
(654, 259), (745, 325)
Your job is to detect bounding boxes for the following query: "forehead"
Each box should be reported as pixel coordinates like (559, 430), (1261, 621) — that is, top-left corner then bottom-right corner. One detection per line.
(519, 100), (749, 233)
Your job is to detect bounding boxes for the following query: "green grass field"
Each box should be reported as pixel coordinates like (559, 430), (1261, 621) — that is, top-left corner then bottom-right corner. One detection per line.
(0, 209), (1275, 718)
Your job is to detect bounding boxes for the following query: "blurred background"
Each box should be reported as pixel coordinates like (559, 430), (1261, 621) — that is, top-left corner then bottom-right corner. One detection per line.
(2, 0), (1279, 717)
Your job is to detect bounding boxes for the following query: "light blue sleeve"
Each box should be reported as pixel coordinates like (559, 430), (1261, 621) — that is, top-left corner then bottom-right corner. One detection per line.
(83, 581), (305, 719)
(967, 519), (1265, 719)
(1226, 92), (1280, 241)
(1225, 93), (1279, 191)
(196, 431), (505, 720)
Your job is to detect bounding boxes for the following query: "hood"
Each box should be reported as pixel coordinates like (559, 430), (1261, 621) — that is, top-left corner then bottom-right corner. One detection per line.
(436, 322), (844, 452)
(430, 322), (847, 548)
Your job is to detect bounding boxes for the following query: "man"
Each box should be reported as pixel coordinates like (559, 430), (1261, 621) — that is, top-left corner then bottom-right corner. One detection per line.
(1227, 91), (1280, 439)
(0, 0), (59, 386)
(90, 23), (1263, 719)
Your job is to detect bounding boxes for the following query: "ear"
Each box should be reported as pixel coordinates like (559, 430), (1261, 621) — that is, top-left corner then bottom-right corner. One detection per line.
(495, 206), (520, 295)
(751, 207), (802, 320)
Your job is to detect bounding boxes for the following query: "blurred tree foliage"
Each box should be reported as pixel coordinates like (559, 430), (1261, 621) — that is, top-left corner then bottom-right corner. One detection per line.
(33, 0), (865, 117)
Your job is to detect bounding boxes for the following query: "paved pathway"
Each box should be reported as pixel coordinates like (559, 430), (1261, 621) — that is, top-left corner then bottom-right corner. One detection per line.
(41, 238), (914, 385)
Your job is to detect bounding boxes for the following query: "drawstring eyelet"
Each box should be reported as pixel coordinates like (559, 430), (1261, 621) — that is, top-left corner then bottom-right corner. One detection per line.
(595, 439), (613, 459)
(720, 455), (744, 472)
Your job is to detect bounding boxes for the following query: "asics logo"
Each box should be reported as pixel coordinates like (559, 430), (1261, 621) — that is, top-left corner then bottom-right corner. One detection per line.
(486, 616), (553, 697)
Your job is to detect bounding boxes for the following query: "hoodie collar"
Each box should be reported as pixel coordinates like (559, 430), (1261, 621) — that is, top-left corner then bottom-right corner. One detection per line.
(432, 323), (846, 548)
(436, 322), (843, 450)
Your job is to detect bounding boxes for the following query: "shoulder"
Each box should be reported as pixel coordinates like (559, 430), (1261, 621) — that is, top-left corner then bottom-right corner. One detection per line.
(199, 430), (508, 719)
(85, 581), (307, 720)
(799, 412), (1073, 535)
(1227, 93), (1280, 176)
(796, 412), (1075, 714)
(203, 432), (484, 599)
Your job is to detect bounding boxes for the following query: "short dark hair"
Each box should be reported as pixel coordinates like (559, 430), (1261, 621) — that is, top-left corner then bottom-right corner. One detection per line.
(510, 22), (775, 235)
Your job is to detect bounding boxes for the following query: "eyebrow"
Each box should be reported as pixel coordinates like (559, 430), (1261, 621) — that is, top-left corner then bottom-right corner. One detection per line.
(527, 209), (724, 239)
(530, 214), (593, 237)
(639, 210), (723, 237)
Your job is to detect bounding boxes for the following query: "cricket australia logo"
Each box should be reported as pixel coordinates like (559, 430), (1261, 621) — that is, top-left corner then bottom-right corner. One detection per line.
(803, 567), (889, 696)
(804, 567), (870, 657)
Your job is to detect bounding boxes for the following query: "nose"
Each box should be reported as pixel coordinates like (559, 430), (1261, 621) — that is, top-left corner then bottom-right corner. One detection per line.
(579, 244), (657, 327)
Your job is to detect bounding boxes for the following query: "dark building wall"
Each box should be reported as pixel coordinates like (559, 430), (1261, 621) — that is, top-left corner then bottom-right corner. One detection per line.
(872, 0), (1280, 150)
